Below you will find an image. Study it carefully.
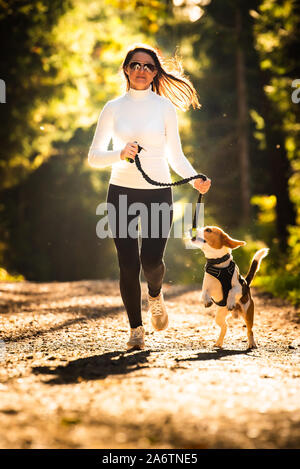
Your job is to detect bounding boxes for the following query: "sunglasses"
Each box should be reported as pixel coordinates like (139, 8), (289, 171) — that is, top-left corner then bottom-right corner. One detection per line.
(128, 61), (156, 73)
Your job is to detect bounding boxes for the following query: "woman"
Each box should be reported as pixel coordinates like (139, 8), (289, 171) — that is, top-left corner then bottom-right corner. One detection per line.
(88, 43), (211, 350)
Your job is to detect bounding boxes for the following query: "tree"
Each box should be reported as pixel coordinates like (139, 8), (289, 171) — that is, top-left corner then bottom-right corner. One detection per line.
(0, 0), (167, 280)
(253, 0), (299, 251)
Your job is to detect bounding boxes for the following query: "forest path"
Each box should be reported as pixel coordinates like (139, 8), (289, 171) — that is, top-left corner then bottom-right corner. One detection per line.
(0, 280), (299, 449)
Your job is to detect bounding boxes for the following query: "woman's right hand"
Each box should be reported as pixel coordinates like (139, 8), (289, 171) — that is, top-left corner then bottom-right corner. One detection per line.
(120, 142), (139, 161)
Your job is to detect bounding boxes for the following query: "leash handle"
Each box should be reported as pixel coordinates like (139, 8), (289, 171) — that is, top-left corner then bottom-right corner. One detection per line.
(125, 142), (144, 163)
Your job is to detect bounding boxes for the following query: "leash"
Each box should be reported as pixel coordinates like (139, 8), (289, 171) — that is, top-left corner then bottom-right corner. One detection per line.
(126, 143), (207, 240)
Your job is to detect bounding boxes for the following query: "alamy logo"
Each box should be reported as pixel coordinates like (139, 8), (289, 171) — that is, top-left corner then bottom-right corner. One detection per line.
(0, 79), (6, 103)
(0, 340), (6, 362)
(291, 79), (300, 104)
(95, 196), (204, 249)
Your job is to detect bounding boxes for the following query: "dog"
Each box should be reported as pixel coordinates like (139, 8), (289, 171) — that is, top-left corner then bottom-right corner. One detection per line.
(191, 226), (269, 349)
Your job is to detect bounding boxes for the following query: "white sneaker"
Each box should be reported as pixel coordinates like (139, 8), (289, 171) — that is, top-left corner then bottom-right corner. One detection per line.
(126, 325), (145, 350)
(148, 292), (169, 331)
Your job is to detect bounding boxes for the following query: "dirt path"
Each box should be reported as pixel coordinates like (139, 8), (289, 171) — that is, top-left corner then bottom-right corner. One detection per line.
(0, 280), (299, 449)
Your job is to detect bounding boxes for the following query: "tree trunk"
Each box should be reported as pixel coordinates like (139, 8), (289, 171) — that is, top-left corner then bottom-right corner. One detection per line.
(235, 6), (251, 224)
(259, 77), (296, 252)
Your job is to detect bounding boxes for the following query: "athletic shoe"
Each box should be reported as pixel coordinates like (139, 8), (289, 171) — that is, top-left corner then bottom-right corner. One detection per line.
(126, 325), (145, 350)
(148, 292), (169, 331)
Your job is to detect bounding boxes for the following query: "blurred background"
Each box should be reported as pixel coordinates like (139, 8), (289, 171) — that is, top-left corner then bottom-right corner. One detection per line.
(0, 0), (299, 306)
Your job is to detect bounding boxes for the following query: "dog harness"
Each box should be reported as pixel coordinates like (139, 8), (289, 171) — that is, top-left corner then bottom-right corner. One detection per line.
(205, 254), (247, 307)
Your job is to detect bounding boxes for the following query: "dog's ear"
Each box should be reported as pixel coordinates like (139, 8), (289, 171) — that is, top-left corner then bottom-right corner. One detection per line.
(222, 233), (246, 249)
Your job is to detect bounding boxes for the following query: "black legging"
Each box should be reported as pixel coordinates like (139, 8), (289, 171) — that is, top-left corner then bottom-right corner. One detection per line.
(107, 183), (173, 328)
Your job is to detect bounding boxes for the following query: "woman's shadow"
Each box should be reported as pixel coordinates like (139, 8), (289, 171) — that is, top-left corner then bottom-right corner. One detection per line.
(32, 350), (151, 385)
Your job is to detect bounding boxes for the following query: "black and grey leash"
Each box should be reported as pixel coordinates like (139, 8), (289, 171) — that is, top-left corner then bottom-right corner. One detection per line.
(126, 143), (207, 240)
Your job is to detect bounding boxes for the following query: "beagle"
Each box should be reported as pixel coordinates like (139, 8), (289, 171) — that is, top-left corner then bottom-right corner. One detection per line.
(191, 226), (269, 349)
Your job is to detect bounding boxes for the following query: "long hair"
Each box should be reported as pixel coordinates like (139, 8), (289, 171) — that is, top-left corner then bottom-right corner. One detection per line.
(121, 43), (201, 112)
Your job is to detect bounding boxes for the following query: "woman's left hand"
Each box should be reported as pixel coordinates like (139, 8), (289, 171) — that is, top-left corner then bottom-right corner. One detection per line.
(193, 177), (211, 194)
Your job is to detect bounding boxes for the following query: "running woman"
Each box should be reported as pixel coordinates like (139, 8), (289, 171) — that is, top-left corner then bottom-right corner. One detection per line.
(88, 43), (211, 350)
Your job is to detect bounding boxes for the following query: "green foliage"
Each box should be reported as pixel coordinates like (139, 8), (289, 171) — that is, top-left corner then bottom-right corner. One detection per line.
(254, 0), (300, 233)
(0, 0), (72, 189)
(0, 0), (298, 310)
(0, 267), (24, 282)
(251, 203), (300, 307)
(1, 129), (119, 281)
(0, 0), (151, 279)
(249, 0), (300, 304)
(254, 273), (300, 307)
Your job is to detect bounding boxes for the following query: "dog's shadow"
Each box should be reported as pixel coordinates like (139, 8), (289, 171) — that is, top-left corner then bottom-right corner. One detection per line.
(174, 348), (250, 363)
(32, 349), (151, 385)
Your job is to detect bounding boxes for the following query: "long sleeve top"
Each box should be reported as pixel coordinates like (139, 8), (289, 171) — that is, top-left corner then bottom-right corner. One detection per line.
(87, 85), (198, 189)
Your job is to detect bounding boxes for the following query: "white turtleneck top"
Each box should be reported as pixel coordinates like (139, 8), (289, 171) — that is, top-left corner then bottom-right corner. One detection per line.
(88, 85), (198, 189)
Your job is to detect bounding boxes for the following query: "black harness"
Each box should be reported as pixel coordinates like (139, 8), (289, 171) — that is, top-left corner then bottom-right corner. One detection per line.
(205, 254), (247, 307)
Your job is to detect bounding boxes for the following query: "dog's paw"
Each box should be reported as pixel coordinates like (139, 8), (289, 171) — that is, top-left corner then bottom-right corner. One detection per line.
(214, 342), (223, 349)
(247, 340), (257, 350)
(227, 301), (236, 311)
(204, 301), (213, 308)
(201, 292), (213, 308)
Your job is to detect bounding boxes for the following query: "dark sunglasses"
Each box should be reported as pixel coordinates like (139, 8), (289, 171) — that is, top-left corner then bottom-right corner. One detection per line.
(128, 61), (156, 73)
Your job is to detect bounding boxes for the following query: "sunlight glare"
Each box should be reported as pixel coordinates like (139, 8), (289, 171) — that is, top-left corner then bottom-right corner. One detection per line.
(189, 6), (204, 22)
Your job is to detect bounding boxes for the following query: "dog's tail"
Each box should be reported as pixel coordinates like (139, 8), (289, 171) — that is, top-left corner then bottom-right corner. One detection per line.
(245, 248), (269, 286)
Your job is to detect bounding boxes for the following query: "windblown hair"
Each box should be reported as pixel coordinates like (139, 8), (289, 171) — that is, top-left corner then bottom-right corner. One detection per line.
(121, 43), (201, 112)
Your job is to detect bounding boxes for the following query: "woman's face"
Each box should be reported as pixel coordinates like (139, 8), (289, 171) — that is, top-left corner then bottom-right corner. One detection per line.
(125, 52), (158, 90)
